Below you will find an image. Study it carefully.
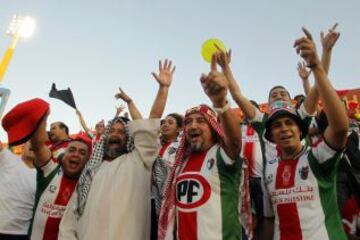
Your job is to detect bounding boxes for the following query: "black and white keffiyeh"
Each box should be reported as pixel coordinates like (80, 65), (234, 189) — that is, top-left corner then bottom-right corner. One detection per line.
(75, 117), (134, 218)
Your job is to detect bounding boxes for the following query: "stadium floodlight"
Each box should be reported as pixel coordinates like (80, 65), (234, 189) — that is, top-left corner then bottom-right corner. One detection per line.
(7, 15), (36, 40)
(0, 14), (36, 82)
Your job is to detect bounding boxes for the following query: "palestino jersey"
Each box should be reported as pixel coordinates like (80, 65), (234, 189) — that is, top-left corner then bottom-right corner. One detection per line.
(241, 123), (263, 178)
(263, 140), (347, 240)
(29, 158), (77, 240)
(175, 144), (243, 240)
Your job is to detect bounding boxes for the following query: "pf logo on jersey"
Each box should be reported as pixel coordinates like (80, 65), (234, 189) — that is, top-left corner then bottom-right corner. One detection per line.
(176, 173), (211, 210)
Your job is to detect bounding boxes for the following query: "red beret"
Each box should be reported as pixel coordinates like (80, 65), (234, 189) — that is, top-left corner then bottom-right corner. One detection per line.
(2, 98), (49, 146)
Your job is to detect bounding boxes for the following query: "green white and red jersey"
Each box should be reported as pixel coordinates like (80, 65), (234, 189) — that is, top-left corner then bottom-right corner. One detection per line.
(175, 144), (243, 240)
(29, 158), (77, 240)
(263, 140), (347, 240)
(241, 124), (263, 178)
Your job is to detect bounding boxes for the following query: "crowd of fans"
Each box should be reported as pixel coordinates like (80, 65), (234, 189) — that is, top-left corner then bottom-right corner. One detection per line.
(0, 24), (359, 240)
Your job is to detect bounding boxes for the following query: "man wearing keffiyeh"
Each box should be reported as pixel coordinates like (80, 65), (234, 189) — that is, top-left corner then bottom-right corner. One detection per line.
(59, 59), (175, 240)
(158, 56), (245, 240)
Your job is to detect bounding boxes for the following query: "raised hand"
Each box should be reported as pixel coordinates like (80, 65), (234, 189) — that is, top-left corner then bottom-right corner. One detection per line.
(151, 59), (175, 87)
(115, 88), (132, 103)
(297, 61), (311, 81)
(200, 55), (228, 107)
(214, 45), (232, 70)
(294, 28), (320, 68)
(321, 23), (340, 51)
(115, 104), (126, 117)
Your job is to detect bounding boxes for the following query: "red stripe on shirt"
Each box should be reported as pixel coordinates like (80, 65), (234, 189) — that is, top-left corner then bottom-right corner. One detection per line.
(178, 211), (197, 240)
(159, 142), (171, 157)
(277, 203), (302, 240)
(42, 176), (77, 240)
(243, 126), (255, 176)
(275, 159), (302, 239)
(177, 150), (207, 240)
(183, 151), (207, 172)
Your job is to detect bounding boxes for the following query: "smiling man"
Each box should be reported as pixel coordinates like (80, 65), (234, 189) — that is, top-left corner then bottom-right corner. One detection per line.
(158, 57), (242, 240)
(2, 98), (91, 240)
(59, 59), (175, 240)
(261, 28), (349, 240)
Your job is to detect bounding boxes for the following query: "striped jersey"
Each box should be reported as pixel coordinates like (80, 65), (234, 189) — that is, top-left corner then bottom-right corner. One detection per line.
(30, 159), (77, 240)
(175, 144), (243, 240)
(47, 140), (71, 160)
(241, 124), (263, 178)
(263, 140), (347, 240)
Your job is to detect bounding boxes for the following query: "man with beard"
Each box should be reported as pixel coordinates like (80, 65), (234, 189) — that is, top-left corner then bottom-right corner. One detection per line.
(59, 59), (175, 240)
(1, 98), (91, 240)
(0, 141), (36, 240)
(158, 56), (242, 240)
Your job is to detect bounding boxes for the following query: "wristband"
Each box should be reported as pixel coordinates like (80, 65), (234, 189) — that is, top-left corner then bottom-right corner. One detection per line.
(213, 100), (231, 115)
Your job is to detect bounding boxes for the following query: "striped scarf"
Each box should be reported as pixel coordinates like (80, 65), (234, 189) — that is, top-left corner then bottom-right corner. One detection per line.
(75, 117), (134, 218)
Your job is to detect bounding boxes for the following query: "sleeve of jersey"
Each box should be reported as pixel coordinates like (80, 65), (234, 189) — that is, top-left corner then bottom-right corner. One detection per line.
(218, 147), (241, 166)
(58, 194), (78, 240)
(36, 158), (61, 194)
(86, 130), (95, 139)
(297, 102), (315, 119)
(308, 139), (343, 178)
(250, 108), (265, 124)
(262, 179), (275, 218)
(128, 119), (161, 169)
(0, 148), (17, 168)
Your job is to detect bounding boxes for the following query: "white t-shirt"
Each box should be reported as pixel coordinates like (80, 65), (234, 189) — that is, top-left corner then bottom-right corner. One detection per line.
(0, 149), (36, 235)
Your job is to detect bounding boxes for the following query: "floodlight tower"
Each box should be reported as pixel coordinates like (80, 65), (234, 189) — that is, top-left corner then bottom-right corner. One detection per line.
(0, 15), (36, 81)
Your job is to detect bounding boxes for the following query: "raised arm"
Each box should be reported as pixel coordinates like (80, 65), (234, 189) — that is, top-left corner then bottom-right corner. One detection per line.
(115, 88), (143, 120)
(321, 23), (340, 74)
(30, 113), (52, 167)
(75, 108), (92, 136)
(149, 59), (175, 119)
(215, 48), (257, 120)
(302, 24), (340, 115)
(114, 104), (126, 118)
(0, 87), (11, 119)
(200, 55), (241, 159)
(294, 27), (348, 149)
(297, 61), (311, 96)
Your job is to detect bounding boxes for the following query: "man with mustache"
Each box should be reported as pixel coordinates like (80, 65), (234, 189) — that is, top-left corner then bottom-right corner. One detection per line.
(59, 59), (175, 240)
(158, 56), (242, 240)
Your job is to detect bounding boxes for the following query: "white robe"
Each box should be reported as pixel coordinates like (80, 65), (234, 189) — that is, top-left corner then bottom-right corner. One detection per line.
(59, 119), (160, 240)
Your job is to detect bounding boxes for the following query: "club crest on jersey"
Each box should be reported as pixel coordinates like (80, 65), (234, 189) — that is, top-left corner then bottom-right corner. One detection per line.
(48, 185), (57, 193)
(265, 174), (273, 184)
(167, 146), (177, 155)
(176, 173), (211, 210)
(268, 158), (277, 164)
(282, 165), (291, 186)
(299, 166), (309, 180)
(207, 158), (215, 170)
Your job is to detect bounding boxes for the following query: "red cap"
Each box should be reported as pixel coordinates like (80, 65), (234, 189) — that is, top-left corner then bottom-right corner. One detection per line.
(2, 98), (49, 146)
